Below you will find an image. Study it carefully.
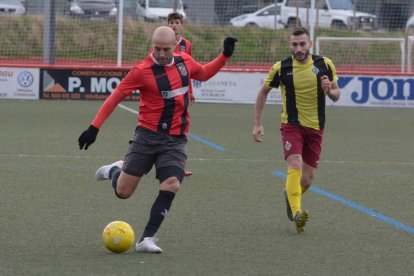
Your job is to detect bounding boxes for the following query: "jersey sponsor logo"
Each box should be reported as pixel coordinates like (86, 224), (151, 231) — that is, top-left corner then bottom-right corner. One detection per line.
(176, 62), (188, 77)
(154, 72), (169, 79)
(161, 86), (188, 99)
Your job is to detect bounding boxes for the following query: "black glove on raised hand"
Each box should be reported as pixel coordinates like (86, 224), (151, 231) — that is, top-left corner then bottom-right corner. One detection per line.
(78, 125), (99, 150)
(223, 37), (238, 57)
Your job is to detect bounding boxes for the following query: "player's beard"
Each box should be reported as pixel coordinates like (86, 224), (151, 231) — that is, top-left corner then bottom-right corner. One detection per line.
(158, 58), (170, 65)
(293, 50), (310, 62)
(156, 54), (173, 65)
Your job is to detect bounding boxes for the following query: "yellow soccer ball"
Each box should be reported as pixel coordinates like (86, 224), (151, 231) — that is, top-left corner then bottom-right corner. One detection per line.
(101, 221), (135, 253)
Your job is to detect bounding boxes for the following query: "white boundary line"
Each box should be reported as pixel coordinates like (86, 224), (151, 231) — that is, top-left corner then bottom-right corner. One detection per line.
(118, 103), (138, 115)
(1, 154), (413, 166)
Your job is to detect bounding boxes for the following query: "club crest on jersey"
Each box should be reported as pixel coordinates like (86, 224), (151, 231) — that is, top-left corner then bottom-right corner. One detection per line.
(176, 62), (188, 77)
(312, 66), (320, 75)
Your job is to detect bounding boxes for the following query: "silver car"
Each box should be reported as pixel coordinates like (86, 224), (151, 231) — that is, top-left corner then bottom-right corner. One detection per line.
(0, 0), (25, 16)
(230, 4), (284, 30)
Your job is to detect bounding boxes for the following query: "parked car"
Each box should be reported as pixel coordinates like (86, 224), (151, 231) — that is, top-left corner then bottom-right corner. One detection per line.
(0, 0), (25, 16)
(136, 0), (186, 22)
(230, 3), (284, 29)
(65, 0), (118, 20)
(280, 0), (376, 31)
(216, 3), (261, 26)
(406, 14), (414, 35)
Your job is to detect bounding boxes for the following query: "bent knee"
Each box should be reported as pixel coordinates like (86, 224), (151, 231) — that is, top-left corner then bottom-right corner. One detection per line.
(287, 154), (303, 170)
(157, 166), (184, 193)
(301, 175), (314, 188)
(160, 177), (181, 193)
(115, 188), (133, 199)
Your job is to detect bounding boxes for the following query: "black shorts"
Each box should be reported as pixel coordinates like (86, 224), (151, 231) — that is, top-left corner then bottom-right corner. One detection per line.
(122, 127), (187, 181)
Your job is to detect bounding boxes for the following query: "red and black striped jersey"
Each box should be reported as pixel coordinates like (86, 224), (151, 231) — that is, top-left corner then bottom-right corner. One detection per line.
(91, 52), (228, 136)
(175, 37), (193, 96)
(175, 37), (192, 55)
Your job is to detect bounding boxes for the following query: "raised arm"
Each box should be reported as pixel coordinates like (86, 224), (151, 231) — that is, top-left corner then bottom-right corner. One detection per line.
(191, 37), (237, 81)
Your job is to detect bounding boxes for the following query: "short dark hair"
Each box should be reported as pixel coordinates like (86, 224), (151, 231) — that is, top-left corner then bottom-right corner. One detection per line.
(167, 12), (183, 23)
(291, 26), (310, 37)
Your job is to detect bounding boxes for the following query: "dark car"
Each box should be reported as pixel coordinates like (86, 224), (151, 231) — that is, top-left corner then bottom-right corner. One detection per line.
(65, 0), (117, 19)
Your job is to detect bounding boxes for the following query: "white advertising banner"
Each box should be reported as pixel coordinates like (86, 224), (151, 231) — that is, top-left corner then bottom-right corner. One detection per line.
(192, 72), (281, 104)
(1, 66), (413, 107)
(329, 75), (414, 107)
(0, 67), (39, 100)
(192, 72), (414, 108)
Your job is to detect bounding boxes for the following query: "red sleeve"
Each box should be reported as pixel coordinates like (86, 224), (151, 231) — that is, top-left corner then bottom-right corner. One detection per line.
(91, 91), (126, 128)
(190, 53), (228, 81)
(91, 68), (142, 128)
(188, 41), (192, 56)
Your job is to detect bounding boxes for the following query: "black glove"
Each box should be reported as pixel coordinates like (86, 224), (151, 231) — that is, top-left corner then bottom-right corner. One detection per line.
(223, 37), (238, 57)
(78, 125), (99, 150)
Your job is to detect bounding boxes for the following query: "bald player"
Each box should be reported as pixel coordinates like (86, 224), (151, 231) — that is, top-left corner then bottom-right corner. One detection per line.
(78, 26), (238, 253)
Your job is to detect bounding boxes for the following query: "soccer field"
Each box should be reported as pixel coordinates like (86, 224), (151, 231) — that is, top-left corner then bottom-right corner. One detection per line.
(1, 99), (413, 275)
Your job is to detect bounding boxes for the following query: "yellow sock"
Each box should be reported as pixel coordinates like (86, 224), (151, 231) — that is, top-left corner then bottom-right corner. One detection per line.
(286, 169), (302, 216)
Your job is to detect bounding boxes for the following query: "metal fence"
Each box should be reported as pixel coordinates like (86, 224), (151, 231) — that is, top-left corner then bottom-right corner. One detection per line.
(1, 0), (413, 72)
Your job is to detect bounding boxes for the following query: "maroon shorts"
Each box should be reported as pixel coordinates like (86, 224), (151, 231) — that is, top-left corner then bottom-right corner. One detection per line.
(280, 123), (324, 168)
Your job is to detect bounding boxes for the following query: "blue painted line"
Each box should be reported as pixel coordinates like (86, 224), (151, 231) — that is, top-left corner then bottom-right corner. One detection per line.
(188, 133), (227, 152)
(272, 170), (414, 234)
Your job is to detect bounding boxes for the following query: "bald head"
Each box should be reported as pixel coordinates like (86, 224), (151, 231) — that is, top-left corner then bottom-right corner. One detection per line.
(151, 26), (177, 66)
(152, 26), (176, 45)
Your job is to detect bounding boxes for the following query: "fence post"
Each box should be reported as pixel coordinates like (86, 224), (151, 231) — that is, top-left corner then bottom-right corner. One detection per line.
(408, 36), (414, 73)
(43, 0), (56, 64)
(117, 0), (124, 67)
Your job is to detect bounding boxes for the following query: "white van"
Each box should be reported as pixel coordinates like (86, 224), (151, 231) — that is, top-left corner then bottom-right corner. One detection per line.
(136, 0), (186, 21)
(280, 0), (376, 31)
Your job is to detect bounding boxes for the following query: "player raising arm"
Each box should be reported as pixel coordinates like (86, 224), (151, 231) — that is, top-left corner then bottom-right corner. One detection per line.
(78, 26), (237, 253)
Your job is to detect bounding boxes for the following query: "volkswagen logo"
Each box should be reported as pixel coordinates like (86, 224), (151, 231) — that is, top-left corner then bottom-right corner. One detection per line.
(18, 71), (34, 88)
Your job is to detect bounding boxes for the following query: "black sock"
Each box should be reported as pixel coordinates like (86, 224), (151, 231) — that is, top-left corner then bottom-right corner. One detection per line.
(140, 190), (175, 241)
(109, 167), (122, 198)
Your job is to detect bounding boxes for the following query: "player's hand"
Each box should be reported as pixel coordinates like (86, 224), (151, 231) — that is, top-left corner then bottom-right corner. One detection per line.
(78, 125), (99, 150)
(223, 37), (238, 57)
(320, 75), (331, 95)
(252, 125), (264, 142)
(190, 93), (196, 105)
